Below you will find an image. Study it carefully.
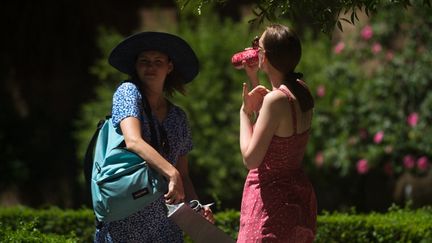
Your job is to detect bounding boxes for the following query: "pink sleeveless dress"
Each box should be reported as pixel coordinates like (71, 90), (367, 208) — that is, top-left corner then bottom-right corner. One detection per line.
(237, 86), (317, 243)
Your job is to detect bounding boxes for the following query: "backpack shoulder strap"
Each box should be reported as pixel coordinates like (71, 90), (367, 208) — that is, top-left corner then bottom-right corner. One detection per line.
(83, 117), (108, 204)
(141, 94), (160, 150)
(115, 80), (160, 151)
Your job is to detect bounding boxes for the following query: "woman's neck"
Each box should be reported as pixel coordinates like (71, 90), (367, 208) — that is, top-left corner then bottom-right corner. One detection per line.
(268, 70), (285, 90)
(146, 93), (166, 111)
(140, 81), (166, 111)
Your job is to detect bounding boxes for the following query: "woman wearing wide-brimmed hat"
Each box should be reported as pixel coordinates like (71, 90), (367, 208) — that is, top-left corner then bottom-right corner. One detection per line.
(95, 31), (214, 242)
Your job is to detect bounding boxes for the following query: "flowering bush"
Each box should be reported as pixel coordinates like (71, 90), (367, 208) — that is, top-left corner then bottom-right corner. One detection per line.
(303, 3), (432, 178)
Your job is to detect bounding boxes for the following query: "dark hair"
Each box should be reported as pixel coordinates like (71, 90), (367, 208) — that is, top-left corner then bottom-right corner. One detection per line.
(263, 24), (314, 111)
(164, 68), (186, 97)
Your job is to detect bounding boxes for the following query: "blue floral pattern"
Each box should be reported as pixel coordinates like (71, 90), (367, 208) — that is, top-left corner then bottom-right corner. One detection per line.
(95, 81), (193, 243)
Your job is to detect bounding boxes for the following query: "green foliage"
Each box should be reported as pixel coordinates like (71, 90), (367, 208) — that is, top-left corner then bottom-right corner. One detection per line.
(0, 223), (77, 243)
(316, 205), (432, 242)
(304, 3), (432, 178)
(1, 206), (432, 242)
(0, 206), (93, 242)
(177, 0), (432, 34)
(213, 209), (240, 239)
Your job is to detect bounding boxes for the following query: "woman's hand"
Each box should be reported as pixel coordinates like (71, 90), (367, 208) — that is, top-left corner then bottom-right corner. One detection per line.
(242, 60), (259, 88)
(201, 206), (215, 224)
(164, 170), (185, 205)
(120, 117), (185, 205)
(242, 83), (269, 115)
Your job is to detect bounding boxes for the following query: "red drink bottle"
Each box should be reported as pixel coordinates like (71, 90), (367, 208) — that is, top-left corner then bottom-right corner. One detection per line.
(231, 48), (259, 69)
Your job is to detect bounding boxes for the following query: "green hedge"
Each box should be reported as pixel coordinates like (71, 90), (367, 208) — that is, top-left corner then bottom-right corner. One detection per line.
(1, 206), (431, 242)
(0, 222), (78, 243)
(0, 206), (93, 242)
(315, 206), (432, 243)
(0, 206), (238, 242)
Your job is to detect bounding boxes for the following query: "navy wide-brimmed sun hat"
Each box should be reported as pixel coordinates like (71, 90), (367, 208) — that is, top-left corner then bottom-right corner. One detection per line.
(108, 31), (199, 83)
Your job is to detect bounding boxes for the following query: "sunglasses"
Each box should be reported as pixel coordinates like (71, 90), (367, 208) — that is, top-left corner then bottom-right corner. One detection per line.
(252, 36), (260, 50)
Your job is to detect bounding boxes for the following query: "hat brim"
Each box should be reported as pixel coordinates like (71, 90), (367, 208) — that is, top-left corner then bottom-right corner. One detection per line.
(108, 32), (199, 83)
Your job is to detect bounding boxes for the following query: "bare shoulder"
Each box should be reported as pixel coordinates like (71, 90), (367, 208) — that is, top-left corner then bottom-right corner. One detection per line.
(264, 89), (287, 102)
(262, 90), (289, 110)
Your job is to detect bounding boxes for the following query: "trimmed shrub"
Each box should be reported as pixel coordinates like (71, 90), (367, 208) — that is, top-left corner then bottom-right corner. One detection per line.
(0, 206), (94, 242)
(1, 206), (432, 242)
(0, 221), (78, 242)
(315, 205), (432, 242)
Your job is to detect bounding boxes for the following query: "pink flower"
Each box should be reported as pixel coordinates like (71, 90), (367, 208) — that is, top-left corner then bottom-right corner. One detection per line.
(373, 131), (384, 144)
(371, 42), (382, 54)
(417, 156), (429, 171)
(316, 84), (326, 97)
(403, 155), (415, 169)
(407, 112), (419, 127)
(356, 159), (369, 174)
(361, 25), (373, 40)
(315, 152), (324, 167)
(333, 41), (345, 54)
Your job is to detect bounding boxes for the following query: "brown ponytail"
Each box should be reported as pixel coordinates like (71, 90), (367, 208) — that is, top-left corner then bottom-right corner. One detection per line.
(263, 24), (314, 112)
(284, 72), (314, 112)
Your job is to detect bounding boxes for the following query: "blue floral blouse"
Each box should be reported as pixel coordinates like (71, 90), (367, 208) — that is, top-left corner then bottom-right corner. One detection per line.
(95, 81), (193, 243)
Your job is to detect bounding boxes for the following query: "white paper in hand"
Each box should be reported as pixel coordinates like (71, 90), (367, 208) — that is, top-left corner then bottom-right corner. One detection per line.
(166, 203), (235, 243)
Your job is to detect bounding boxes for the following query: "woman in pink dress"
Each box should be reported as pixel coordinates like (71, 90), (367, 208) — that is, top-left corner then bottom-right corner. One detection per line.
(237, 24), (317, 242)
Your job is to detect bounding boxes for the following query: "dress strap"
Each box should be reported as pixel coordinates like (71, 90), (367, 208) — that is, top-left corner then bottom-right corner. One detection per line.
(278, 86), (297, 134)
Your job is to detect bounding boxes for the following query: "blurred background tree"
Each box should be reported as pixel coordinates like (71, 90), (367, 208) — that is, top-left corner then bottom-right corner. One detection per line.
(75, 0), (432, 211)
(178, 0), (431, 34)
(304, 2), (432, 211)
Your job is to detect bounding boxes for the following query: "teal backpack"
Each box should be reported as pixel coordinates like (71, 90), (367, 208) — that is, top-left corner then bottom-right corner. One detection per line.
(84, 82), (167, 223)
